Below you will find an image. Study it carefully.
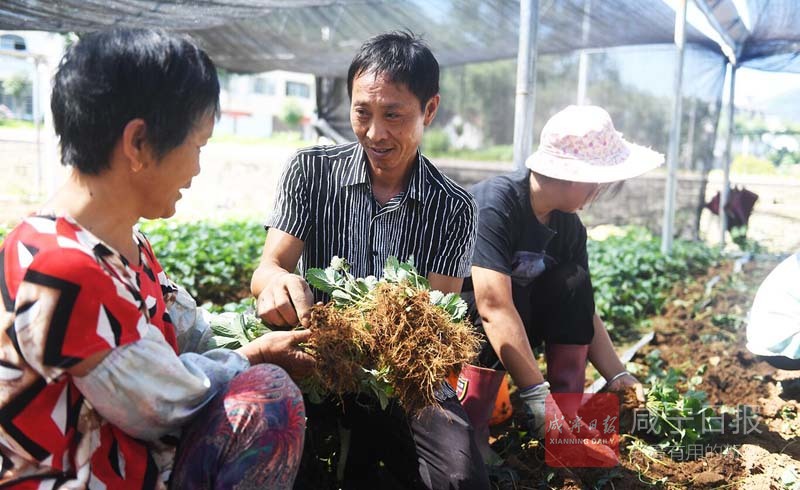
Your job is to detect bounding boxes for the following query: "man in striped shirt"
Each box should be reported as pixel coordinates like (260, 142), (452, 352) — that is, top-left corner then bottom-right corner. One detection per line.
(251, 32), (487, 489)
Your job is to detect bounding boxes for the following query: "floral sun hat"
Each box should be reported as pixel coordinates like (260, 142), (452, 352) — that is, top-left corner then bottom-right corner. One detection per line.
(525, 105), (665, 184)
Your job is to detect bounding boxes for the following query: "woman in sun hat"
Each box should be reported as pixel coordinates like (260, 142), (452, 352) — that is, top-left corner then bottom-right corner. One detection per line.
(456, 105), (663, 460)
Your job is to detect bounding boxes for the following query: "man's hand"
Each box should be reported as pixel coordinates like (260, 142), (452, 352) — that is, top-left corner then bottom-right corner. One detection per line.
(256, 272), (314, 328)
(238, 329), (315, 379)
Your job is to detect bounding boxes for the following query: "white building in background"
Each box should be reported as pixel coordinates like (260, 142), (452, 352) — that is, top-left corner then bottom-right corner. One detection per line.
(218, 70), (316, 139)
(0, 31), (66, 198)
(1, 31), (317, 139)
(0, 31), (65, 121)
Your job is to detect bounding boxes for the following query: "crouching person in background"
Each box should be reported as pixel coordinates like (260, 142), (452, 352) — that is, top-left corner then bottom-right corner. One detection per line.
(0, 28), (313, 489)
(746, 252), (800, 370)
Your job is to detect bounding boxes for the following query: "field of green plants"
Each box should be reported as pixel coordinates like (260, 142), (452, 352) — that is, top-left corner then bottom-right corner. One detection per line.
(139, 219), (265, 306)
(135, 220), (719, 347)
(587, 227), (718, 343)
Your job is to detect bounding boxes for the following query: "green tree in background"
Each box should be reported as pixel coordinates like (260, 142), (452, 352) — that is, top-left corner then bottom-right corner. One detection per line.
(281, 100), (303, 128)
(437, 50), (720, 172)
(769, 146), (800, 166)
(2, 74), (31, 119)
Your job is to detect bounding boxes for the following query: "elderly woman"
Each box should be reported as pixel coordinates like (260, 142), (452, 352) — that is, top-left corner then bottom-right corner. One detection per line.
(0, 29), (313, 489)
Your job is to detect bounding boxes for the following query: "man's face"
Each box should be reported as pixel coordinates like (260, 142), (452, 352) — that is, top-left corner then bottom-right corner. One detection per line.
(350, 70), (439, 175)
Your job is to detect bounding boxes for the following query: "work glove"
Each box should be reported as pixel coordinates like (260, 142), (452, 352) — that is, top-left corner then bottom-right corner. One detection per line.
(519, 381), (551, 438)
(520, 381), (604, 440)
(521, 381), (619, 466)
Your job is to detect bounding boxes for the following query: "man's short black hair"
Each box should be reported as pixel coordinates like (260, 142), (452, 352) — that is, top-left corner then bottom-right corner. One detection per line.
(51, 28), (220, 175)
(347, 31), (439, 110)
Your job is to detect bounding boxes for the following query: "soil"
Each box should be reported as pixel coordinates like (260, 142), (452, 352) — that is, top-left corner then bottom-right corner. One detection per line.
(491, 257), (800, 489)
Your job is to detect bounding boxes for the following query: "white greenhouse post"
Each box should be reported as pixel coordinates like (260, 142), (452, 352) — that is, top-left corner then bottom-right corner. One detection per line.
(33, 57), (42, 198)
(576, 0), (592, 105)
(513, 0), (540, 171)
(661, 0), (687, 255)
(720, 64), (736, 247)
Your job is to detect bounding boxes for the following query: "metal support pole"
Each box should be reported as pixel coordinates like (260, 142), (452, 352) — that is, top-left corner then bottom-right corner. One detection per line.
(577, 52), (590, 105)
(685, 96), (697, 170)
(661, 0), (687, 254)
(720, 64), (737, 247)
(577, 0), (592, 105)
(513, 0), (539, 171)
(33, 57), (42, 198)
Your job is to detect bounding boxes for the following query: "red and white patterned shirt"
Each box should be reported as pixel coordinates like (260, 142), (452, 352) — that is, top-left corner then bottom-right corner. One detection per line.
(0, 215), (179, 488)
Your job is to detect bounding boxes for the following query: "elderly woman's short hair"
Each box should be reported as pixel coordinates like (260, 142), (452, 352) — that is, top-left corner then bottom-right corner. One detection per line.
(51, 28), (220, 175)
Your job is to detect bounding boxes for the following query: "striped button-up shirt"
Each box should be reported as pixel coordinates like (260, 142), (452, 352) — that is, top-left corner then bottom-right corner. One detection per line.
(266, 142), (477, 301)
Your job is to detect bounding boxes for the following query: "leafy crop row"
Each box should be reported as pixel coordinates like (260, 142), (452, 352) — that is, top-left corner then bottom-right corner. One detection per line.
(634, 350), (721, 455)
(589, 227), (719, 341)
(139, 219), (265, 305)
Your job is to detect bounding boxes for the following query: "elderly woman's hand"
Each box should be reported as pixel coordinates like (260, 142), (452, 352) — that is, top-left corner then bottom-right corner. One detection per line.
(238, 329), (316, 379)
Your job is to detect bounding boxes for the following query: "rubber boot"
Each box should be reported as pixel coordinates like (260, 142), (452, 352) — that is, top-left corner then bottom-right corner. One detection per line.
(448, 370), (512, 426)
(456, 364), (505, 464)
(489, 376), (513, 426)
(545, 344), (589, 419)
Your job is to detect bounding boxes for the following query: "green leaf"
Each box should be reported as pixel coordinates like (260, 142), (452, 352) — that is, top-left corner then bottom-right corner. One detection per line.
(360, 366), (394, 410)
(383, 256), (401, 282)
(374, 385), (390, 410)
(241, 312), (270, 341)
(430, 291), (469, 322)
(208, 335), (242, 349)
(307, 268), (339, 294)
(332, 289), (357, 304)
(209, 312), (245, 338)
(356, 277), (378, 294)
